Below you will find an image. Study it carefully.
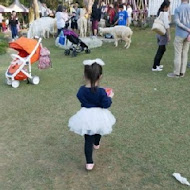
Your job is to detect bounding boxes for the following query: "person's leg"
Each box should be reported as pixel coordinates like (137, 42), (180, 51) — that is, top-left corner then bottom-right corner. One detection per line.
(94, 134), (101, 146)
(15, 26), (18, 37)
(84, 134), (95, 164)
(57, 28), (62, 36)
(153, 45), (166, 69)
(173, 36), (184, 75)
(11, 26), (15, 39)
(92, 21), (94, 35)
(94, 20), (98, 36)
(180, 40), (190, 75)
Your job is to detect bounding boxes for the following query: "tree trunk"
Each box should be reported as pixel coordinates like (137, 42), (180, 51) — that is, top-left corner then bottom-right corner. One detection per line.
(85, 0), (93, 14)
(29, 0), (40, 24)
(33, 0), (40, 20)
(29, 7), (35, 24)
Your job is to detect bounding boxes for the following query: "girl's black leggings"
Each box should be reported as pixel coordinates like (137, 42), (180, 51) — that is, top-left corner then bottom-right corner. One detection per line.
(84, 134), (101, 164)
(153, 45), (166, 69)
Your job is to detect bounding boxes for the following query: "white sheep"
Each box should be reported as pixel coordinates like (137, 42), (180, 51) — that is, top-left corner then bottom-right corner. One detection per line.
(27, 17), (57, 39)
(99, 26), (133, 49)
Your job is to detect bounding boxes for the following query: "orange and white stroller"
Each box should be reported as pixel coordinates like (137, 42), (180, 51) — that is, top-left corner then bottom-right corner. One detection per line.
(5, 37), (42, 88)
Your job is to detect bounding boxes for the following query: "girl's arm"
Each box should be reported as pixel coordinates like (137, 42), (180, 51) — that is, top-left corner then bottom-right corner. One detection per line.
(100, 89), (112, 108)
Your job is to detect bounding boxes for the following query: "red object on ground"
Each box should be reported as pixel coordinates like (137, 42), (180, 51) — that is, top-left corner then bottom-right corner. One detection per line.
(105, 88), (113, 97)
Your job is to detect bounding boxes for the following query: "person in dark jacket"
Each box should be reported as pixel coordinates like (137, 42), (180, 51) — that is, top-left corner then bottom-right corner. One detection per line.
(9, 11), (18, 40)
(91, 1), (101, 36)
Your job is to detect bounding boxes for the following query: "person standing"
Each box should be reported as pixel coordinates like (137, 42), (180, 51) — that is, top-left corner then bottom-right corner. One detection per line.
(107, 4), (116, 26)
(71, 5), (78, 32)
(91, 1), (101, 36)
(9, 11), (18, 40)
(100, 0), (107, 19)
(126, 4), (133, 27)
(55, 5), (69, 36)
(167, 0), (190, 78)
(115, 4), (128, 26)
(152, 0), (171, 72)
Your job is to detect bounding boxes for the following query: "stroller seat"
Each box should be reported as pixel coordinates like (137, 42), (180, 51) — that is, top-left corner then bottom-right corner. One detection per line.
(63, 29), (91, 57)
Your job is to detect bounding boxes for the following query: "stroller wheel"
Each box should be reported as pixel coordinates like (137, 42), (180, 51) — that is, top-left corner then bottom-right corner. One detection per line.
(71, 50), (77, 57)
(31, 76), (40, 85)
(85, 49), (91, 54)
(65, 49), (70, 56)
(12, 80), (20, 88)
(6, 79), (12, 86)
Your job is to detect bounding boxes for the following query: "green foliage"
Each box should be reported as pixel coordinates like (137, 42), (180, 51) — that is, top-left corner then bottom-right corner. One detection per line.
(0, 34), (8, 55)
(0, 0), (13, 6)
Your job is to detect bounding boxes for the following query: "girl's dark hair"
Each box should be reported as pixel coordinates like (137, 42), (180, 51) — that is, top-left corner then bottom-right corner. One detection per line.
(84, 63), (102, 92)
(56, 5), (63, 12)
(157, 0), (170, 16)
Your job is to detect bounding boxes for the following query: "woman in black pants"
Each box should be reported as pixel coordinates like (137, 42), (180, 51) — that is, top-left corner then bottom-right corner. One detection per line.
(152, 0), (171, 72)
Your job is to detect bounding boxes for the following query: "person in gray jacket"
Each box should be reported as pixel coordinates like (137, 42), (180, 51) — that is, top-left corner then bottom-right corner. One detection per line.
(167, 0), (190, 78)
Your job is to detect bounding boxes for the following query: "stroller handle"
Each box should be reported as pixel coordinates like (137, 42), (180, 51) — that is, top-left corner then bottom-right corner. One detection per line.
(26, 38), (42, 62)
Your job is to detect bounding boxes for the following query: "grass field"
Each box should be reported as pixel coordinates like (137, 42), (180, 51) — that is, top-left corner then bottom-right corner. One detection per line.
(0, 33), (8, 55)
(1, 28), (190, 190)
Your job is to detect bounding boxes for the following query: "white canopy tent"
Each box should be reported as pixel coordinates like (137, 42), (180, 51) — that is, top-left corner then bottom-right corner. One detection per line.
(8, 0), (29, 13)
(148, 0), (190, 16)
(0, 5), (12, 13)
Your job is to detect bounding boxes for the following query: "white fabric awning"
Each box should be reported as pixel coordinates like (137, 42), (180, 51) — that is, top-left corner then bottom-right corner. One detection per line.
(0, 5), (12, 13)
(8, 0), (29, 13)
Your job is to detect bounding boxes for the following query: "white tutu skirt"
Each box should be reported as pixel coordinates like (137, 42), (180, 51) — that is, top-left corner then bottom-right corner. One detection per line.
(68, 108), (116, 136)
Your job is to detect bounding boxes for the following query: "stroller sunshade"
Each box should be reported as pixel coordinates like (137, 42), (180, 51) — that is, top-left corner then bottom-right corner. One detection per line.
(9, 37), (41, 63)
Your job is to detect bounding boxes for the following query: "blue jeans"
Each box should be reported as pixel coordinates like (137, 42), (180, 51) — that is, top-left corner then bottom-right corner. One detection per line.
(11, 26), (18, 39)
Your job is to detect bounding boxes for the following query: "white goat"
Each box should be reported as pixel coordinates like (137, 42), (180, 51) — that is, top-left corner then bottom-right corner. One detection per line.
(99, 26), (133, 49)
(27, 17), (57, 39)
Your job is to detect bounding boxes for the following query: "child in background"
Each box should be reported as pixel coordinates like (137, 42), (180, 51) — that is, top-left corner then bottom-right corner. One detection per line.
(115, 4), (128, 26)
(1, 19), (7, 32)
(68, 58), (116, 171)
(71, 6), (77, 31)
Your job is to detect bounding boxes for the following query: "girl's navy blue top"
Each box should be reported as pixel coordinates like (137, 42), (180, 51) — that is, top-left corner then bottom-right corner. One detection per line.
(77, 86), (112, 108)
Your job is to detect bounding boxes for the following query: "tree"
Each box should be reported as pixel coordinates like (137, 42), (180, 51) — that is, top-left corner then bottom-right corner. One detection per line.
(29, 0), (40, 24)
(0, 0), (13, 6)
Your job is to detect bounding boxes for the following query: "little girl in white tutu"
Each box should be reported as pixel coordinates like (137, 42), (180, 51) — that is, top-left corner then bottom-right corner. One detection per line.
(68, 58), (116, 170)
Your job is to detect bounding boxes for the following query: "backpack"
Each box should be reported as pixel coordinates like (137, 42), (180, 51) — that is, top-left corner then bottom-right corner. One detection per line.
(38, 46), (51, 69)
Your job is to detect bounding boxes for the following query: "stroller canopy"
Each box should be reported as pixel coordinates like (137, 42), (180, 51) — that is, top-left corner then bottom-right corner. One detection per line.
(9, 37), (41, 63)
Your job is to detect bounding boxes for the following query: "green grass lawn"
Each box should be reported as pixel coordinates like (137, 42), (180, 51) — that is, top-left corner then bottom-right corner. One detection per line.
(1, 28), (190, 190)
